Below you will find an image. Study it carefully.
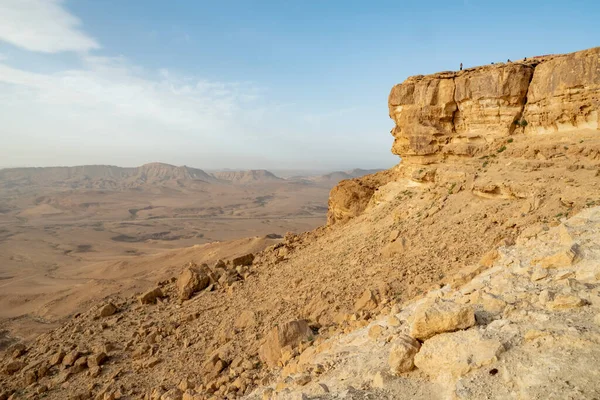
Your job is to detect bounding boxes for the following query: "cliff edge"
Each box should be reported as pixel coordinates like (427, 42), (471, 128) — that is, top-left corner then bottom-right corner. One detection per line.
(329, 47), (599, 225)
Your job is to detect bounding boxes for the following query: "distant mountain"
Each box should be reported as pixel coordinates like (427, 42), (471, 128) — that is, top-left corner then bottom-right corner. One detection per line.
(0, 164), (381, 190)
(0, 163), (218, 190)
(312, 168), (384, 184)
(211, 169), (283, 184)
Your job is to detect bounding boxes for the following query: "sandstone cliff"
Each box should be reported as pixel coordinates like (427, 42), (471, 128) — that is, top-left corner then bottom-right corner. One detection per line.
(389, 47), (599, 163)
(328, 47), (599, 225)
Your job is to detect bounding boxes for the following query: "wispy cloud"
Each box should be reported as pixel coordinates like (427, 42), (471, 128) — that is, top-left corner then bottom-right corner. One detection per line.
(0, 0), (99, 53)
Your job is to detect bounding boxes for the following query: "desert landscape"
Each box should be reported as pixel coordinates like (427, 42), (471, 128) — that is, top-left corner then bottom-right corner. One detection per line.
(0, 164), (381, 341)
(0, 46), (599, 400)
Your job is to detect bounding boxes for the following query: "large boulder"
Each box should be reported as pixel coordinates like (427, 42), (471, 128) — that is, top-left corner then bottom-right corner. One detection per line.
(177, 263), (210, 301)
(232, 254), (255, 267)
(138, 287), (164, 305)
(327, 170), (396, 225)
(388, 334), (421, 374)
(410, 300), (475, 340)
(259, 320), (314, 367)
(414, 329), (504, 378)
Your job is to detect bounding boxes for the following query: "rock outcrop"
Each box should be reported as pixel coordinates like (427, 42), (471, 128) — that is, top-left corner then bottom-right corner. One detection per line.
(388, 47), (599, 164)
(328, 47), (599, 225)
(524, 47), (600, 134)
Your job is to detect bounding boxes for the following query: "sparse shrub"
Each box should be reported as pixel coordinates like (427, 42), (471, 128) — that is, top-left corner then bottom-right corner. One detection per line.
(497, 146), (507, 153)
(507, 138), (514, 143)
(448, 183), (456, 194)
(514, 119), (528, 127)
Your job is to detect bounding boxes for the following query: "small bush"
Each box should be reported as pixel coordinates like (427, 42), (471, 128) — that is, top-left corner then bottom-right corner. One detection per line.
(507, 138), (513, 143)
(497, 146), (507, 153)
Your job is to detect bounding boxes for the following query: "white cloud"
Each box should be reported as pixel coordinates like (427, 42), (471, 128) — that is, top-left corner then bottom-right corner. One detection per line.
(0, 0), (99, 53)
(0, 54), (273, 167)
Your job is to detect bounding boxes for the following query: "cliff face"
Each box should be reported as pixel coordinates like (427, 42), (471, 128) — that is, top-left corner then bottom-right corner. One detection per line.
(524, 47), (600, 134)
(328, 47), (599, 225)
(388, 47), (599, 163)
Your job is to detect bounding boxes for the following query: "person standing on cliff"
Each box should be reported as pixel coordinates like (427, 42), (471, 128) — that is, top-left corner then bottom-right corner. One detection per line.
(460, 62), (463, 71)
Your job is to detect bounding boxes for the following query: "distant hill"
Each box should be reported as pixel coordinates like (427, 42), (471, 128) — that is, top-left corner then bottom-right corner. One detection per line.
(0, 164), (382, 190)
(0, 163), (218, 190)
(312, 168), (384, 184)
(211, 169), (283, 184)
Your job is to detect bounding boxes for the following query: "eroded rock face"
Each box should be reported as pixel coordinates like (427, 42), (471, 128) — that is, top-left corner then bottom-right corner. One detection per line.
(388, 47), (599, 163)
(524, 47), (600, 134)
(388, 64), (533, 162)
(327, 169), (397, 225)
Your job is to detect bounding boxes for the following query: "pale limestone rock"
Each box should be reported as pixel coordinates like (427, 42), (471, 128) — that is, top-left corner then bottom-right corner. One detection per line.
(531, 268), (549, 281)
(368, 324), (384, 340)
(410, 300), (475, 340)
(535, 245), (579, 269)
(259, 320), (313, 367)
(414, 329), (504, 378)
(388, 334), (421, 374)
(547, 294), (586, 310)
(479, 249), (499, 268)
(354, 289), (378, 312)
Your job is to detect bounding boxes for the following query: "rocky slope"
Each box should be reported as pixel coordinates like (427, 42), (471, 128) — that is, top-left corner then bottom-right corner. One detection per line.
(0, 47), (599, 400)
(259, 207), (600, 399)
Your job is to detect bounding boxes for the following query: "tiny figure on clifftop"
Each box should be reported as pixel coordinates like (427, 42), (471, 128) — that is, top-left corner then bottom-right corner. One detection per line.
(460, 62), (463, 71)
(507, 58), (511, 62)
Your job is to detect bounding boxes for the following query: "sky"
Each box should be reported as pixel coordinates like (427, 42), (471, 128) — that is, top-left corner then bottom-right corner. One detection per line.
(0, 0), (598, 170)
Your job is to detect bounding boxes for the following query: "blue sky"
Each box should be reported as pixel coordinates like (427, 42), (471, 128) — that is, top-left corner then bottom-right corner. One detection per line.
(0, 0), (598, 169)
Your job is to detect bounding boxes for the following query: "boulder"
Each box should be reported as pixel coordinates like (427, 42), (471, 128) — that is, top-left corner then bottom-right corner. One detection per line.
(354, 289), (378, 312)
(414, 329), (504, 378)
(138, 287), (164, 305)
(410, 300), (475, 340)
(177, 264), (210, 301)
(259, 320), (314, 367)
(50, 350), (66, 366)
(87, 352), (108, 367)
(98, 302), (117, 317)
(3, 361), (24, 375)
(535, 245), (579, 269)
(8, 343), (26, 359)
(232, 253), (255, 267)
(388, 334), (421, 374)
(62, 350), (81, 367)
(547, 294), (586, 310)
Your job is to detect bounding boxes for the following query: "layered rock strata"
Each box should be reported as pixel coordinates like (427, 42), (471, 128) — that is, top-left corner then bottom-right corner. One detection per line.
(389, 47), (599, 163)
